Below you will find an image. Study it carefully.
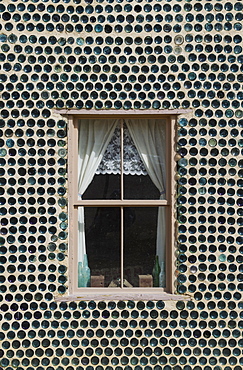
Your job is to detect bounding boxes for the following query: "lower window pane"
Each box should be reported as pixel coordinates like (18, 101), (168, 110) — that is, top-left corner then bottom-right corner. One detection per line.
(124, 207), (165, 288)
(84, 207), (121, 287)
(79, 206), (165, 289)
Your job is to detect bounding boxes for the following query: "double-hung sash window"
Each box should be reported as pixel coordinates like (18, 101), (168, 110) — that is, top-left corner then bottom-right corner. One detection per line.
(69, 114), (175, 297)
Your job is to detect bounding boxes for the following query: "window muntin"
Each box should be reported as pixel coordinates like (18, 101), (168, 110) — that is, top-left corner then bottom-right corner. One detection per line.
(69, 115), (175, 296)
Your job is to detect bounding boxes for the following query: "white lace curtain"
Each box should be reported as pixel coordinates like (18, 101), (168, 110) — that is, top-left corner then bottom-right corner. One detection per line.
(77, 118), (166, 280)
(96, 124), (147, 176)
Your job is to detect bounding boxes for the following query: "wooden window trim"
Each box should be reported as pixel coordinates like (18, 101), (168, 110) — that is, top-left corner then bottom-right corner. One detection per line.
(57, 111), (191, 301)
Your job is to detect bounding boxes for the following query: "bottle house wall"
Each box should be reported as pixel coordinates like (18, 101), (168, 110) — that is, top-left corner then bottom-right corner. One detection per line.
(0, 0), (243, 369)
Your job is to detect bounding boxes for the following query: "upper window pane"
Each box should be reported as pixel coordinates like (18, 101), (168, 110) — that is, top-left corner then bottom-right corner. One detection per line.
(124, 119), (167, 200)
(80, 119), (167, 200)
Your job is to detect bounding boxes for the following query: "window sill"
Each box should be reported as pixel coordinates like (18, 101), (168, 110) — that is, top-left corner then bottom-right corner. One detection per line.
(55, 291), (191, 302)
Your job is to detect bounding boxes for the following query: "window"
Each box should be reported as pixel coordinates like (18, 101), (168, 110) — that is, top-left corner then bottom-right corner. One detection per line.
(68, 113), (176, 299)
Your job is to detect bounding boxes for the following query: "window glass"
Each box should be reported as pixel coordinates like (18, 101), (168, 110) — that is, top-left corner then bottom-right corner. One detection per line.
(124, 175), (159, 199)
(83, 174), (121, 200)
(124, 207), (164, 287)
(84, 207), (121, 288)
(124, 119), (166, 200)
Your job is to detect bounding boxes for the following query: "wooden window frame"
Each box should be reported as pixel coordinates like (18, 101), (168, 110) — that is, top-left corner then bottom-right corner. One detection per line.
(59, 110), (190, 301)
